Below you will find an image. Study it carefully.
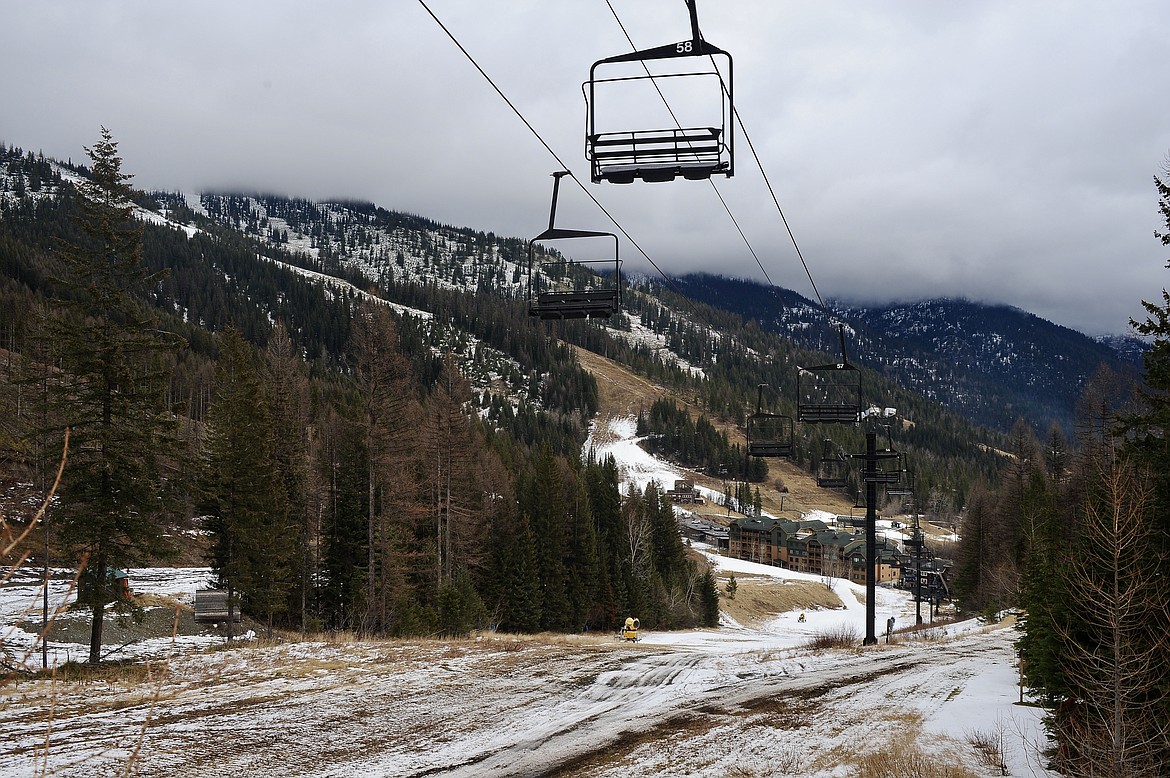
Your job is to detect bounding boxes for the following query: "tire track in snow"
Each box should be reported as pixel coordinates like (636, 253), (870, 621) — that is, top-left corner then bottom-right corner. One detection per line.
(423, 634), (1008, 778)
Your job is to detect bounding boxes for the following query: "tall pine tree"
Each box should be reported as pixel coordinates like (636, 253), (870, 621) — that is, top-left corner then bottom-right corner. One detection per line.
(203, 327), (293, 636)
(48, 128), (185, 663)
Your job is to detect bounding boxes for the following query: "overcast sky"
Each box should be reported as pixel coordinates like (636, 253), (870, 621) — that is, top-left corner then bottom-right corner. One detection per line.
(4, 1), (1169, 335)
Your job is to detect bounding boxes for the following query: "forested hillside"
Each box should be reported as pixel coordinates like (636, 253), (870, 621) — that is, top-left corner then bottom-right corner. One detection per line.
(0, 137), (723, 654)
(2, 135), (1000, 651)
(668, 273), (1144, 433)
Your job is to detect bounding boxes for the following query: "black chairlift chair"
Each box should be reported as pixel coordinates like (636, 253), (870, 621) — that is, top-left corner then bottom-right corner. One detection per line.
(861, 450), (904, 486)
(584, 0), (733, 184)
(886, 468), (915, 499)
(797, 327), (863, 424)
(526, 172), (622, 320)
(746, 383), (793, 458)
(816, 440), (849, 489)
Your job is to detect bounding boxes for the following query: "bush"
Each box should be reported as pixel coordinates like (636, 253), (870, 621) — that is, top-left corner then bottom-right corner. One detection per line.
(854, 750), (977, 778)
(804, 624), (860, 650)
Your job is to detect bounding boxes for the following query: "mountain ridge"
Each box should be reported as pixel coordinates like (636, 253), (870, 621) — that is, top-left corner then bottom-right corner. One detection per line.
(665, 272), (1145, 432)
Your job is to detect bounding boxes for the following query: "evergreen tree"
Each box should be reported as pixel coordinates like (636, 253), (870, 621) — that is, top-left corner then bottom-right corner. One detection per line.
(319, 405), (369, 630)
(699, 567), (721, 627)
(203, 327), (293, 636)
(261, 322), (313, 630)
(490, 509), (542, 632)
(47, 128), (185, 663)
(563, 475), (600, 630)
(586, 454), (630, 630)
(523, 448), (572, 630)
(1129, 163), (1170, 546)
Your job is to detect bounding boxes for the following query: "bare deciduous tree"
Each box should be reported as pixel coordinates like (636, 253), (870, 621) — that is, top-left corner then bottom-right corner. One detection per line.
(1053, 449), (1170, 777)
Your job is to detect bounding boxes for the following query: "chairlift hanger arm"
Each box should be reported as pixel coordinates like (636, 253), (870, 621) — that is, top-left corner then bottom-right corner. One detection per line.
(536, 171), (619, 244)
(534, 227), (618, 242)
(590, 38), (730, 72)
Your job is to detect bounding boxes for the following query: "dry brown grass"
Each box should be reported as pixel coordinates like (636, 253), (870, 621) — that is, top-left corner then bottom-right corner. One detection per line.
(853, 748), (980, 778)
(967, 724), (1009, 775)
(132, 593), (188, 610)
(719, 575), (842, 627)
(805, 624), (862, 651)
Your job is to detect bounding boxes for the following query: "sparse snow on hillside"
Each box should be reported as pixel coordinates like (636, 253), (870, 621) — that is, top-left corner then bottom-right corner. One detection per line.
(0, 407), (1056, 778)
(607, 313), (708, 378)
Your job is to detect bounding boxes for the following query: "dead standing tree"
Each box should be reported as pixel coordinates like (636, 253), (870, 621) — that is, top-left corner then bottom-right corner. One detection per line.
(1055, 449), (1170, 777)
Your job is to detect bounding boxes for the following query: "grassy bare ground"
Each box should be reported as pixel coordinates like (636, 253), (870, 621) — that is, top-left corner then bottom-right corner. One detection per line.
(1, 623), (1041, 777)
(571, 344), (855, 519)
(717, 575), (842, 628)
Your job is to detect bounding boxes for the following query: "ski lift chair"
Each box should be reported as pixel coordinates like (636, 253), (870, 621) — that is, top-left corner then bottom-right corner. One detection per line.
(861, 450), (904, 486)
(797, 361), (862, 424)
(526, 172), (622, 320)
(584, 1), (733, 184)
(816, 440), (849, 488)
(886, 468), (915, 498)
(746, 384), (794, 458)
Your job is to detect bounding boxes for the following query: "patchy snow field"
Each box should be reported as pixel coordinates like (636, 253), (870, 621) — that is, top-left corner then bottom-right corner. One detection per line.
(1, 566), (225, 668)
(1, 547), (1056, 777)
(0, 572), (1055, 778)
(2, 413), (1056, 777)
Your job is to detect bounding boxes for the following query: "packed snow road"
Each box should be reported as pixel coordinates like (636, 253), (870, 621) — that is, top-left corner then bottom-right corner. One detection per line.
(0, 621), (1053, 777)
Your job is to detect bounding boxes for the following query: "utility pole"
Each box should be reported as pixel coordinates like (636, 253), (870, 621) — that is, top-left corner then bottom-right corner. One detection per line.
(863, 429), (878, 646)
(914, 513), (924, 625)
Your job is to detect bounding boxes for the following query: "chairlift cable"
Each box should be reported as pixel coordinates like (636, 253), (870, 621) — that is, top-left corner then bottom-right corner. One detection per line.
(603, 0), (774, 288)
(602, 0), (827, 317)
(417, 0), (704, 317)
(732, 105), (827, 312)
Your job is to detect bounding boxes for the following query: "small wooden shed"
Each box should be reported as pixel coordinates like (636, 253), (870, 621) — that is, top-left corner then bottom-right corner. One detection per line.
(194, 589), (241, 624)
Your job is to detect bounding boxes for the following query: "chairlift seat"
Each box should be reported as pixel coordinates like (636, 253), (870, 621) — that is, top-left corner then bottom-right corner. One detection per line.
(817, 457), (849, 488)
(525, 173), (623, 321)
(817, 438), (849, 488)
(584, 13), (734, 186)
(861, 451), (904, 485)
(748, 440), (793, 458)
(799, 403), (861, 424)
(746, 413), (794, 458)
(530, 289), (619, 320)
(589, 127), (727, 184)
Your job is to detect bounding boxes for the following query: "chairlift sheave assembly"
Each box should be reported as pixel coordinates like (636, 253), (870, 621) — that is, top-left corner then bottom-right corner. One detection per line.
(746, 384), (794, 458)
(526, 172), (623, 320)
(584, 0), (733, 184)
